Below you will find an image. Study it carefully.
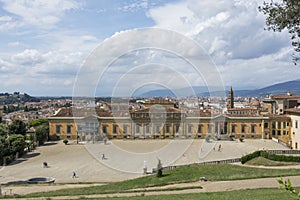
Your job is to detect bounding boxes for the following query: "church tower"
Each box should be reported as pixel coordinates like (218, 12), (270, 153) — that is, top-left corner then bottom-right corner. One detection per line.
(227, 86), (234, 109)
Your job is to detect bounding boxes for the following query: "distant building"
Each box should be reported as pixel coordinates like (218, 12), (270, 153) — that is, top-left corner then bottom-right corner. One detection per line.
(263, 92), (300, 115)
(286, 108), (300, 149)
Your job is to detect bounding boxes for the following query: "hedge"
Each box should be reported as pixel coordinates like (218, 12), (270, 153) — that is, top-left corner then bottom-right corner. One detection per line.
(241, 150), (300, 164)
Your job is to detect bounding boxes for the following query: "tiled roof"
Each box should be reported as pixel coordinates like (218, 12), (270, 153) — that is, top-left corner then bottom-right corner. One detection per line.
(285, 108), (300, 115)
(227, 108), (257, 111)
(131, 107), (182, 113)
(271, 94), (300, 99)
(53, 107), (112, 117)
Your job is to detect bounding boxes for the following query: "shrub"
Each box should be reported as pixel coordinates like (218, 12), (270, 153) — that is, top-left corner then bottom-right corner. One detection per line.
(63, 139), (69, 145)
(241, 150), (262, 164)
(241, 150), (300, 164)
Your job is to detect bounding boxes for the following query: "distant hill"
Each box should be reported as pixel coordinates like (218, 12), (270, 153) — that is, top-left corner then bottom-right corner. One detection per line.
(0, 92), (39, 104)
(137, 80), (300, 97)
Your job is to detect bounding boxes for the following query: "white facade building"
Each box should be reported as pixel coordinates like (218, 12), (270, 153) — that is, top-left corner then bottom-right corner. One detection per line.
(286, 108), (300, 149)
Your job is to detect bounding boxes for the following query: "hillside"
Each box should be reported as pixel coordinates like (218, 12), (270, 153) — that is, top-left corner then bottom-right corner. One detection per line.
(0, 92), (39, 104)
(137, 80), (300, 97)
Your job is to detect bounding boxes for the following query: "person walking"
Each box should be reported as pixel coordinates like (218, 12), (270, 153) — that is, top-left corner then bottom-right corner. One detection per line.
(72, 171), (76, 178)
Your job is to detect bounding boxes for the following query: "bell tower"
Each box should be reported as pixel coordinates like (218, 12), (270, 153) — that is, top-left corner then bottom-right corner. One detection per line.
(227, 86), (234, 109)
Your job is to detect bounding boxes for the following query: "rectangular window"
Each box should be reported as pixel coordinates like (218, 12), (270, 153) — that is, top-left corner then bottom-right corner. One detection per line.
(113, 124), (118, 134)
(251, 124), (255, 133)
(123, 125), (127, 134)
(277, 122), (281, 129)
(136, 125), (140, 133)
(283, 122), (286, 129)
(175, 125), (180, 133)
(283, 130), (286, 135)
(277, 130), (281, 135)
(145, 125), (150, 133)
(102, 126), (107, 134)
(197, 125), (202, 133)
(166, 125), (170, 133)
(264, 123), (269, 128)
(272, 122), (276, 129)
(67, 125), (72, 134)
(188, 124), (193, 133)
(231, 125), (236, 133)
(272, 130), (276, 135)
(296, 120), (298, 129)
(156, 125), (160, 133)
(56, 125), (61, 134)
(241, 125), (246, 133)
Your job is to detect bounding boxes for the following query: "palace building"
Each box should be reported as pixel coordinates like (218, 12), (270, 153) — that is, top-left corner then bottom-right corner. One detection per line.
(48, 93), (295, 148)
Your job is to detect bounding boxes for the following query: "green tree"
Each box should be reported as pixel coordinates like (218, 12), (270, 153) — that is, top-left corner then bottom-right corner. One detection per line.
(8, 134), (26, 156)
(0, 136), (11, 165)
(259, 0), (300, 64)
(0, 123), (8, 137)
(35, 125), (49, 145)
(28, 118), (48, 127)
(8, 119), (27, 136)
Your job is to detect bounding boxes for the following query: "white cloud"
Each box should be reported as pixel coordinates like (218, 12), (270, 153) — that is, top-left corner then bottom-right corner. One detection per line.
(147, 0), (297, 89)
(147, 0), (290, 61)
(12, 49), (44, 65)
(0, 15), (12, 21)
(117, 0), (149, 12)
(0, 0), (80, 28)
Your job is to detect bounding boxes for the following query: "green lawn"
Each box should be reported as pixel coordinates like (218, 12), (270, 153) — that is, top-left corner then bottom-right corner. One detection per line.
(246, 156), (300, 166)
(73, 188), (296, 200)
(23, 163), (300, 198)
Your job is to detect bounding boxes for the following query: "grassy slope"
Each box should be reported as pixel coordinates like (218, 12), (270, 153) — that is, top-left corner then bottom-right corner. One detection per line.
(81, 188), (295, 200)
(25, 163), (300, 198)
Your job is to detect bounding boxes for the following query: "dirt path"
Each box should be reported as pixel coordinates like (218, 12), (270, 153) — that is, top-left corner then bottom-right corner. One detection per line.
(3, 175), (300, 199)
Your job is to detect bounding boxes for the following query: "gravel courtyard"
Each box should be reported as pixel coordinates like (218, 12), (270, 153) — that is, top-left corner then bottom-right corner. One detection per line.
(0, 138), (289, 185)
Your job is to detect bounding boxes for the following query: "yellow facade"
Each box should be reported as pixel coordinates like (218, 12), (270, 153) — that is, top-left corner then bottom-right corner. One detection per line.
(48, 114), (291, 146)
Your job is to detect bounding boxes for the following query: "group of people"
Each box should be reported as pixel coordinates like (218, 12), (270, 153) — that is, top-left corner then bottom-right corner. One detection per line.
(213, 144), (222, 151)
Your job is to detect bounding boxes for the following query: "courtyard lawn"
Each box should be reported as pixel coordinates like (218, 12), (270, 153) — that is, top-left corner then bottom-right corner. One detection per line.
(24, 163), (300, 198)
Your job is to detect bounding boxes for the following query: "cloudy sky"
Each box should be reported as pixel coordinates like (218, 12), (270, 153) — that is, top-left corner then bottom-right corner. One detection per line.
(0, 0), (299, 96)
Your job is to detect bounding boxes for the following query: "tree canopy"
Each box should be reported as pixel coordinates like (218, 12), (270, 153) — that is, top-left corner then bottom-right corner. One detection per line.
(35, 125), (49, 145)
(8, 134), (26, 155)
(28, 118), (48, 127)
(259, 0), (300, 64)
(8, 119), (27, 136)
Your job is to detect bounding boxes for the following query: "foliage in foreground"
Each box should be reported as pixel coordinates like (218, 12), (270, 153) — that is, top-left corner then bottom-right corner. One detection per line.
(278, 177), (300, 199)
(259, 0), (300, 64)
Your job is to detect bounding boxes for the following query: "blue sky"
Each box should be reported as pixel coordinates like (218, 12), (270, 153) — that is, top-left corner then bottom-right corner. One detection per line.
(0, 0), (299, 96)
